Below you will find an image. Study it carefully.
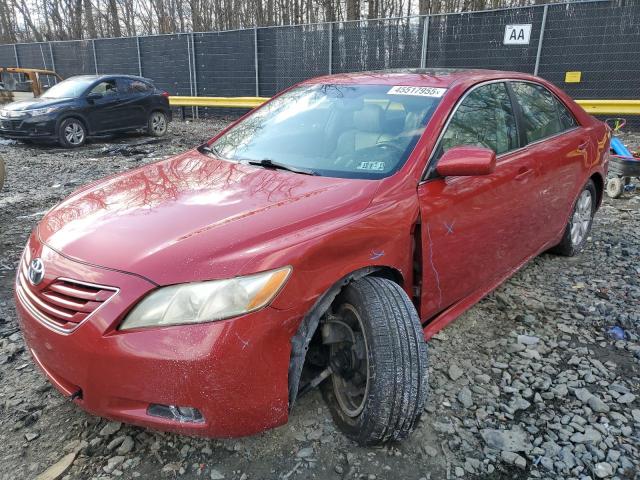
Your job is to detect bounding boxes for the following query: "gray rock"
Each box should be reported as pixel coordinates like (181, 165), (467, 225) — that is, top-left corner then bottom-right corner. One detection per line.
(296, 447), (314, 459)
(539, 456), (554, 471)
(423, 445), (437, 457)
(104, 456), (125, 474)
(433, 422), (455, 434)
(500, 451), (526, 469)
(517, 335), (539, 345)
(458, 387), (473, 409)
(99, 422), (122, 437)
(574, 388), (593, 403)
(25, 432), (39, 441)
(210, 469), (225, 480)
(632, 409), (640, 422)
(117, 436), (135, 455)
(480, 428), (531, 453)
(593, 462), (613, 478)
(616, 392), (636, 404)
(448, 364), (464, 381)
(587, 395), (610, 413)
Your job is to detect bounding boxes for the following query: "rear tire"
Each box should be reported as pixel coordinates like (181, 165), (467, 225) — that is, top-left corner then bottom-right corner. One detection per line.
(322, 276), (428, 445)
(148, 111), (168, 137)
(550, 180), (596, 256)
(58, 118), (86, 148)
(606, 177), (624, 199)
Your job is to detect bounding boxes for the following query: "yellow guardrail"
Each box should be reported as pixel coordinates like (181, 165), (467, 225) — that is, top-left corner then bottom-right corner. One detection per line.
(169, 96), (269, 108)
(575, 100), (640, 116)
(170, 96), (640, 115)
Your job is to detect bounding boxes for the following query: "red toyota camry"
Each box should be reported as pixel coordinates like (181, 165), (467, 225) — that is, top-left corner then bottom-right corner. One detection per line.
(15, 69), (609, 445)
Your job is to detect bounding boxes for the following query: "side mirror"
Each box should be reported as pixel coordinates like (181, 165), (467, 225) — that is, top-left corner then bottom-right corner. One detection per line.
(86, 92), (103, 102)
(436, 146), (496, 177)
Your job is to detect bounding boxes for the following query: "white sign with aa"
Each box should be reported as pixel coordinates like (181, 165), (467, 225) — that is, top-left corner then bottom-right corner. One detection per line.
(503, 24), (532, 45)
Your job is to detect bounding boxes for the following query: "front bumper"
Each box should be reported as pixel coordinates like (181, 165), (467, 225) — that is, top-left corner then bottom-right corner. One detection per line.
(15, 234), (298, 437)
(0, 115), (57, 139)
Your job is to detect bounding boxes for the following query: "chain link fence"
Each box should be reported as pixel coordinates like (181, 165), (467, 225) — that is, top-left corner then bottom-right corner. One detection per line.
(0, 0), (638, 109)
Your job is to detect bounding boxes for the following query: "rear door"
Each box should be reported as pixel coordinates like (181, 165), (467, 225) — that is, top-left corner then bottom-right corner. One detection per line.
(116, 78), (152, 127)
(508, 81), (587, 243)
(417, 81), (541, 319)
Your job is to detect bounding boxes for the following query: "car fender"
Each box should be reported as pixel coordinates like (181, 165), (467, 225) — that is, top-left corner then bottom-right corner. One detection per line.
(287, 265), (404, 409)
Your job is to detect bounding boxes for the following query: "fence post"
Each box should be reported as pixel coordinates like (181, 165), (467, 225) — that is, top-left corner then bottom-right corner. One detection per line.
(92, 39), (98, 74)
(49, 42), (56, 72)
(328, 22), (333, 74)
(534, 4), (548, 76)
(136, 37), (143, 77)
(254, 27), (260, 97)
(13, 44), (19, 67)
(420, 15), (430, 68)
(191, 34), (199, 118)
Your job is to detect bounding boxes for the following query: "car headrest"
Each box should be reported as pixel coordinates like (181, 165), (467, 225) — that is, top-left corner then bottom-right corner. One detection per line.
(353, 104), (383, 133)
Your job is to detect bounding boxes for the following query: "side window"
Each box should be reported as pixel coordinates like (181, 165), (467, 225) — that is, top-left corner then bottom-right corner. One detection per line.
(120, 78), (153, 94)
(90, 80), (118, 96)
(511, 82), (576, 143)
(438, 82), (518, 157)
(557, 101), (578, 130)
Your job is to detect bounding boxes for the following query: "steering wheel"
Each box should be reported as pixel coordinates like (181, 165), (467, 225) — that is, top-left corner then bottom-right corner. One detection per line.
(375, 142), (404, 155)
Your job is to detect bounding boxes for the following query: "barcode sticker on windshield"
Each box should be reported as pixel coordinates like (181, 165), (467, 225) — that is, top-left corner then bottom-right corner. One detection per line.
(357, 161), (385, 171)
(388, 86), (446, 97)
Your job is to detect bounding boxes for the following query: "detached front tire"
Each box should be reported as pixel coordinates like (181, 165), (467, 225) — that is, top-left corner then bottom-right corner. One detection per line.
(58, 118), (86, 148)
(550, 179), (596, 256)
(322, 276), (428, 445)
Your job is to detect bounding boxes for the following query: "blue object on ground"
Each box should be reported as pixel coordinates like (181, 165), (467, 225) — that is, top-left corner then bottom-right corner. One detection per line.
(610, 137), (634, 157)
(608, 326), (626, 340)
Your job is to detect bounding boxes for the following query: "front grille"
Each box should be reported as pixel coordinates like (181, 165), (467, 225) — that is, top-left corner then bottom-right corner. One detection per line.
(16, 253), (117, 333)
(0, 119), (21, 130)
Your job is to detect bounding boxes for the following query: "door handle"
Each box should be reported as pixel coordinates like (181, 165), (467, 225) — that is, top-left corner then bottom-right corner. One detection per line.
(515, 167), (533, 181)
(578, 140), (589, 150)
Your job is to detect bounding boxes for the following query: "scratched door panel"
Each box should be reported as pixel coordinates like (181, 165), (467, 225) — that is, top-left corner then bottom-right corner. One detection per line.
(417, 151), (539, 319)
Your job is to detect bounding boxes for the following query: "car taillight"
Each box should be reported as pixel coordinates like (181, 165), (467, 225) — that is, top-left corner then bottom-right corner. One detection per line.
(161, 91), (170, 98)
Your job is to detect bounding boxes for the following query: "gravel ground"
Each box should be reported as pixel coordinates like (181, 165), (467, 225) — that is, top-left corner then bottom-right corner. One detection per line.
(0, 121), (638, 480)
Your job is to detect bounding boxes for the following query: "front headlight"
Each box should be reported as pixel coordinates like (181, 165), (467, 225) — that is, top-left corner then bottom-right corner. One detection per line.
(119, 266), (291, 330)
(29, 106), (59, 117)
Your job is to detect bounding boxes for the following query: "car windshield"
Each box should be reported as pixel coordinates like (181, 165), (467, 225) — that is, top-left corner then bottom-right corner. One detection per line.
(208, 84), (444, 179)
(41, 77), (94, 99)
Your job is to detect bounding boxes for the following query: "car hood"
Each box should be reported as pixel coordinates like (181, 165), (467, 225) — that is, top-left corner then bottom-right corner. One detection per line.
(38, 151), (379, 285)
(2, 97), (71, 111)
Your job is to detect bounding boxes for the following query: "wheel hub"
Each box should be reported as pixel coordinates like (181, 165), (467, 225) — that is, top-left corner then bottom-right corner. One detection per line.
(327, 305), (370, 418)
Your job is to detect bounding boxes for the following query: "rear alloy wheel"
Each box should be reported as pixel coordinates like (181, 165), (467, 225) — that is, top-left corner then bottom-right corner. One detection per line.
(321, 276), (428, 445)
(550, 180), (596, 256)
(606, 177), (624, 199)
(148, 111), (168, 137)
(59, 118), (86, 148)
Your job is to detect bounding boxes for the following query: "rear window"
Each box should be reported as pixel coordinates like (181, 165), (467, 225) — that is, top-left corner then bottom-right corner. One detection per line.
(511, 82), (578, 143)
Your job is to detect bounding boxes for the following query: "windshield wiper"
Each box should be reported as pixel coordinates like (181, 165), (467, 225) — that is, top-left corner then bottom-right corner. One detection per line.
(247, 159), (318, 176)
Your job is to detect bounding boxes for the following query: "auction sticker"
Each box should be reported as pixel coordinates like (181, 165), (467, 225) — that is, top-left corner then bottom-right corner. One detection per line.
(388, 86), (446, 97)
(357, 161), (385, 171)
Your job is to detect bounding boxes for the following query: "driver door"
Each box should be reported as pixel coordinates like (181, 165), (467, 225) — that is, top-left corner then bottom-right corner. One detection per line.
(417, 82), (540, 319)
(85, 79), (125, 132)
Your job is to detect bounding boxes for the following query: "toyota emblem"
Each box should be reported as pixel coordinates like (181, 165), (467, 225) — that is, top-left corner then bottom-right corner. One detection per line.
(28, 258), (45, 286)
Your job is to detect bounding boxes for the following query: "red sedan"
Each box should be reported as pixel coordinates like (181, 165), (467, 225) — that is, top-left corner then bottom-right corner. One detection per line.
(15, 69), (609, 445)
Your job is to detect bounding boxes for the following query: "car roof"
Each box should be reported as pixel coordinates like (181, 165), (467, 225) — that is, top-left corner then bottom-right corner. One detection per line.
(301, 68), (541, 89)
(67, 74), (153, 83)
